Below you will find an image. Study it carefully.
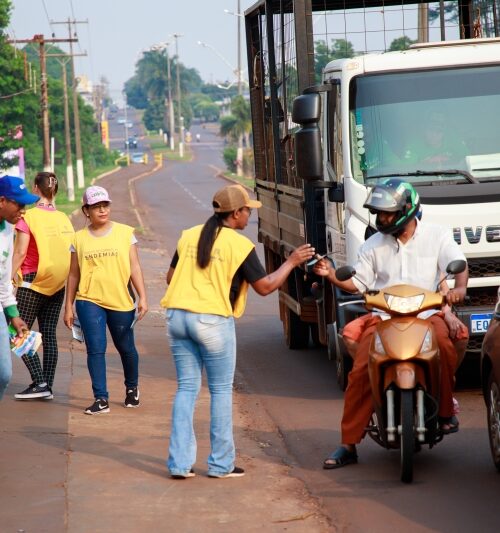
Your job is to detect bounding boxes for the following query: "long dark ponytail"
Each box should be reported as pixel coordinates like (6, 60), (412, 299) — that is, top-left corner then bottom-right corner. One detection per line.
(197, 212), (231, 269)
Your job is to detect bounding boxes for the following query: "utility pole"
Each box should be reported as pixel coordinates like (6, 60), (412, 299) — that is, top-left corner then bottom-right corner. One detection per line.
(48, 51), (86, 200)
(8, 35), (77, 171)
(166, 44), (175, 151)
(173, 33), (183, 157)
(236, 0), (244, 177)
(51, 18), (88, 188)
(60, 59), (74, 200)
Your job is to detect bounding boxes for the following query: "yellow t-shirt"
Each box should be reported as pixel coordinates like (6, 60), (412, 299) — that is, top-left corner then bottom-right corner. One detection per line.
(73, 222), (135, 311)
(22, 208), (74, 295)
(160, 225), (255, 318)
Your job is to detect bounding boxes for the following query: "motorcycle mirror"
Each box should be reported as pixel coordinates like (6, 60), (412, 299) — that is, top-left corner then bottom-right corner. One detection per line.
(446, 259), (467, 275)
(336, 265), (356, 282)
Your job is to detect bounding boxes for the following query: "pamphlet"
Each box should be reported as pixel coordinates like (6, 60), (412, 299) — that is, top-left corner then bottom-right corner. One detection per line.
(72, 317), (85, 343)
(9, 327), (43, 358)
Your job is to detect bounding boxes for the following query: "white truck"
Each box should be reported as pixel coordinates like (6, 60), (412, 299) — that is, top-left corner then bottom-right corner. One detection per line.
(245, 1), (500, 388)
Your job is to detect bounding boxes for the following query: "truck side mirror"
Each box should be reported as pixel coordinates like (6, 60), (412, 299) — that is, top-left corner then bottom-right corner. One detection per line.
(292, 93), (322, 181)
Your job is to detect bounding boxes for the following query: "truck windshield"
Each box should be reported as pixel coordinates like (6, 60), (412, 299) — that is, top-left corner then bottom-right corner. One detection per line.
(349, 65), (500, 185)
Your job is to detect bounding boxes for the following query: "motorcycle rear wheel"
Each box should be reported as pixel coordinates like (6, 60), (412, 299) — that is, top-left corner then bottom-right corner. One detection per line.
(400, 390), (414, 483)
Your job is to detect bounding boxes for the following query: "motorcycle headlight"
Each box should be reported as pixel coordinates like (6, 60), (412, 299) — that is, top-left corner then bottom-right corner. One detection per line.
(374, 332), (386, 354)
(420, 330), (433, 352)
(384, 293), (425, 313)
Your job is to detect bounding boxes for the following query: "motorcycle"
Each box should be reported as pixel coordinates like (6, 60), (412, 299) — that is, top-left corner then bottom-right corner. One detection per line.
(335, 259), (466, 483)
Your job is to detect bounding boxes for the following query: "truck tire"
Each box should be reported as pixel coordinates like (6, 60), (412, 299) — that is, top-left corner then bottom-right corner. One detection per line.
(283, 306), (310, 349)
(336, 345), (352, 392)
(310, 324), (322, 347)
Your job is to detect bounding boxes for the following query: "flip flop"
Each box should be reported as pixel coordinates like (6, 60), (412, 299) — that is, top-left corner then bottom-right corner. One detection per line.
(323, 446), (358, 469)
(439, 415), (460, 434)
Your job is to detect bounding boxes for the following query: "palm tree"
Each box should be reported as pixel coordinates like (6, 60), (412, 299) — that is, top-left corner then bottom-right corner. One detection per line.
(219, 95), (251, 147)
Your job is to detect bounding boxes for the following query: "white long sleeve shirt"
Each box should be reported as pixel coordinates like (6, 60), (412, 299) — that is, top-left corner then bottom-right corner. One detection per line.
(0, 220), (18, 312)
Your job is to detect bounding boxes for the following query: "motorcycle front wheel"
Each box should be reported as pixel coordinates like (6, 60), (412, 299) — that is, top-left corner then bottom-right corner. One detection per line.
(400, 389), (414, 483)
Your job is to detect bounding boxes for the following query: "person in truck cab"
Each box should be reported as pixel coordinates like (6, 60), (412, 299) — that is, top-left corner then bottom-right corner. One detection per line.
(313, 180), (468, 468)
(404, 110), (467, 170)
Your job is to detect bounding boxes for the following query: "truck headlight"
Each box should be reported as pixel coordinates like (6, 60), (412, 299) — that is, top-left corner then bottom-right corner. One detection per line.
(384, 294), (425, 313)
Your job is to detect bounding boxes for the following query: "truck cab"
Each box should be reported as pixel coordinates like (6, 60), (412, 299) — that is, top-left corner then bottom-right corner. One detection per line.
(311, 39), (500, 360)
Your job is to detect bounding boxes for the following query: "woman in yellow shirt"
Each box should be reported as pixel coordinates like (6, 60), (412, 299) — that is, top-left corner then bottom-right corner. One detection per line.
(12, 172), (74, 400)
(64, 186), (148, 415)
(162, 184), (315, 479)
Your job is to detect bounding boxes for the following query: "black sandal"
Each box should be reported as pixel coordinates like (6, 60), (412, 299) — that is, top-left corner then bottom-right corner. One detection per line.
(439, 415), (459, 434)
(323, 446), (358, 469)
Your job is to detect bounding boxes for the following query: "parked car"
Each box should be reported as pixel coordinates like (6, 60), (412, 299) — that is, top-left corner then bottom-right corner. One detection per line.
(480, 289), (500, 470)
(131, 152), (145, 164)
(125, 137), (138, 149)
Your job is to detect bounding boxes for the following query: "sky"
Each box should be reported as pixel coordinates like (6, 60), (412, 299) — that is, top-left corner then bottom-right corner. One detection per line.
(9, 0), (257, 100)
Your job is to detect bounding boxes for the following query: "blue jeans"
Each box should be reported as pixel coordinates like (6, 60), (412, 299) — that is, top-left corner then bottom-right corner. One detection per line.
(0, 312), (12, 401)
(76, 300), (138, 400)
(166, 309), (236, 476)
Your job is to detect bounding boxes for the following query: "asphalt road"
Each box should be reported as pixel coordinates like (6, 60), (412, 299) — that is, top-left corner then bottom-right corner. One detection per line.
(135, 123), (500, 533)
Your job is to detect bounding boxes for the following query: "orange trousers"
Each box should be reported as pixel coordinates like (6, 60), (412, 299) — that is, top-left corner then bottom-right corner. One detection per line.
(341, 313), (464, 444)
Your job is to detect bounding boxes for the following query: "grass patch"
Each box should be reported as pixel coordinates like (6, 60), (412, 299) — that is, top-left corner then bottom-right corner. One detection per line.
(222, 172), (255, 189)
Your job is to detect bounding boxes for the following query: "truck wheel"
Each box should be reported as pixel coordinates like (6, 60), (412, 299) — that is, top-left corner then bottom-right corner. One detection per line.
(336, 347), (352, 392)
(400, 389), (415, 483)
(327, 323), (337, 360)
(283, 306), (309, 349)
(310, 324), (322, 347)
(486, 372), (500, 471)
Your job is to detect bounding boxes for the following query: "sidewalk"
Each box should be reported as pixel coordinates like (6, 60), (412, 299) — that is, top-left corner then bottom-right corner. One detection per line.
(0, 164), (330, 532)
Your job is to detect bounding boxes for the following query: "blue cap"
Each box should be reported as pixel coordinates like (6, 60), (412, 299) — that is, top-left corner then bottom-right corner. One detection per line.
(0, 176), (39, 205)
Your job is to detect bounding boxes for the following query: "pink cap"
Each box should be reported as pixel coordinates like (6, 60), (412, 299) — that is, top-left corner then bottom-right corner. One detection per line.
(82, 186), (112, 206)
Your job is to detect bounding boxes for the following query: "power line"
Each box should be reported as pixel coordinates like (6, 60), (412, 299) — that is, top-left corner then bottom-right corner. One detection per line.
(41, 0), (55, 35)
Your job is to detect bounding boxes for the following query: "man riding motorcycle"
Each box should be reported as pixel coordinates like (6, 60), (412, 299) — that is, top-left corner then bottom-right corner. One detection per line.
(313, 180), (469, 469)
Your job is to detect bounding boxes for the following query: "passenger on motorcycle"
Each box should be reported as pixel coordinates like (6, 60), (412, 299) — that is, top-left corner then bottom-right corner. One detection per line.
(313, 180), (469, 469)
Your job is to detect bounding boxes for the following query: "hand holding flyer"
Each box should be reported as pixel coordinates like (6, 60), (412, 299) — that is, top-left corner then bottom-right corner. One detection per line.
(9, 326), (42, 358)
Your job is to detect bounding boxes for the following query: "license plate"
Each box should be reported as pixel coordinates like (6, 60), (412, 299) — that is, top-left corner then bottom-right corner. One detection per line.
(470, 313), (493, 334)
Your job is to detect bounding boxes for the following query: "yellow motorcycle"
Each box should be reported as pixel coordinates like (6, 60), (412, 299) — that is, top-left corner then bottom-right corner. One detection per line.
(336, 259), (466, 483)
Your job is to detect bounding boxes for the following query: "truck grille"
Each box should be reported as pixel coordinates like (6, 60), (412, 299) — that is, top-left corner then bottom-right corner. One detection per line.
(467, 257), (500, 278)
(463, 286), (498, 307)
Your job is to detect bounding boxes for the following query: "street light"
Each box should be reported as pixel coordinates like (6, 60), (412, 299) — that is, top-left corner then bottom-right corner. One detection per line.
(196, 40), (246, 89)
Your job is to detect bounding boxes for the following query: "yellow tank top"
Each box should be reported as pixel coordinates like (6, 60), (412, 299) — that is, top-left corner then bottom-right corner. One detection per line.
(22, 208), (74, 295)
(74, 222), (135, 311)
(160, 224), (255, 318)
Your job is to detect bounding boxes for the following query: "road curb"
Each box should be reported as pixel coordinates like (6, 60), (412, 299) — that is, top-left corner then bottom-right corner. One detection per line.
(127, 161), (163, 232)
(211, 165), (254, 192)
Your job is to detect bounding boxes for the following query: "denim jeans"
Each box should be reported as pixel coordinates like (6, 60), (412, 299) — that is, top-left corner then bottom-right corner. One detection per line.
(166, 308), (236, 476)
(0, 312), (12, 401)
(76, 300), (138, 400)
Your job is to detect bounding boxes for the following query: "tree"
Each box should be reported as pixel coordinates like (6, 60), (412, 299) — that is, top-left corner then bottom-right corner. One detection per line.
(189, 93), (220, 122)
(389, 36), (417, 51)
(314, 39), (355, 82)
(219, 95), (251, 146)
(125, 49), (203, 131)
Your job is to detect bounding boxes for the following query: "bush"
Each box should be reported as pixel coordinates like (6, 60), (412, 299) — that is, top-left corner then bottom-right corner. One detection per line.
(223, 145), (237, 173)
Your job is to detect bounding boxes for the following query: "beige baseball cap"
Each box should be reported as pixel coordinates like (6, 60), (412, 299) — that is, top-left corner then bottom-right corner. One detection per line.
(212, 184), (262, 213)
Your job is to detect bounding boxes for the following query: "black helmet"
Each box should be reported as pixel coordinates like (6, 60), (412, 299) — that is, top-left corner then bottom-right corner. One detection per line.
(363, 179), (420, 235)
